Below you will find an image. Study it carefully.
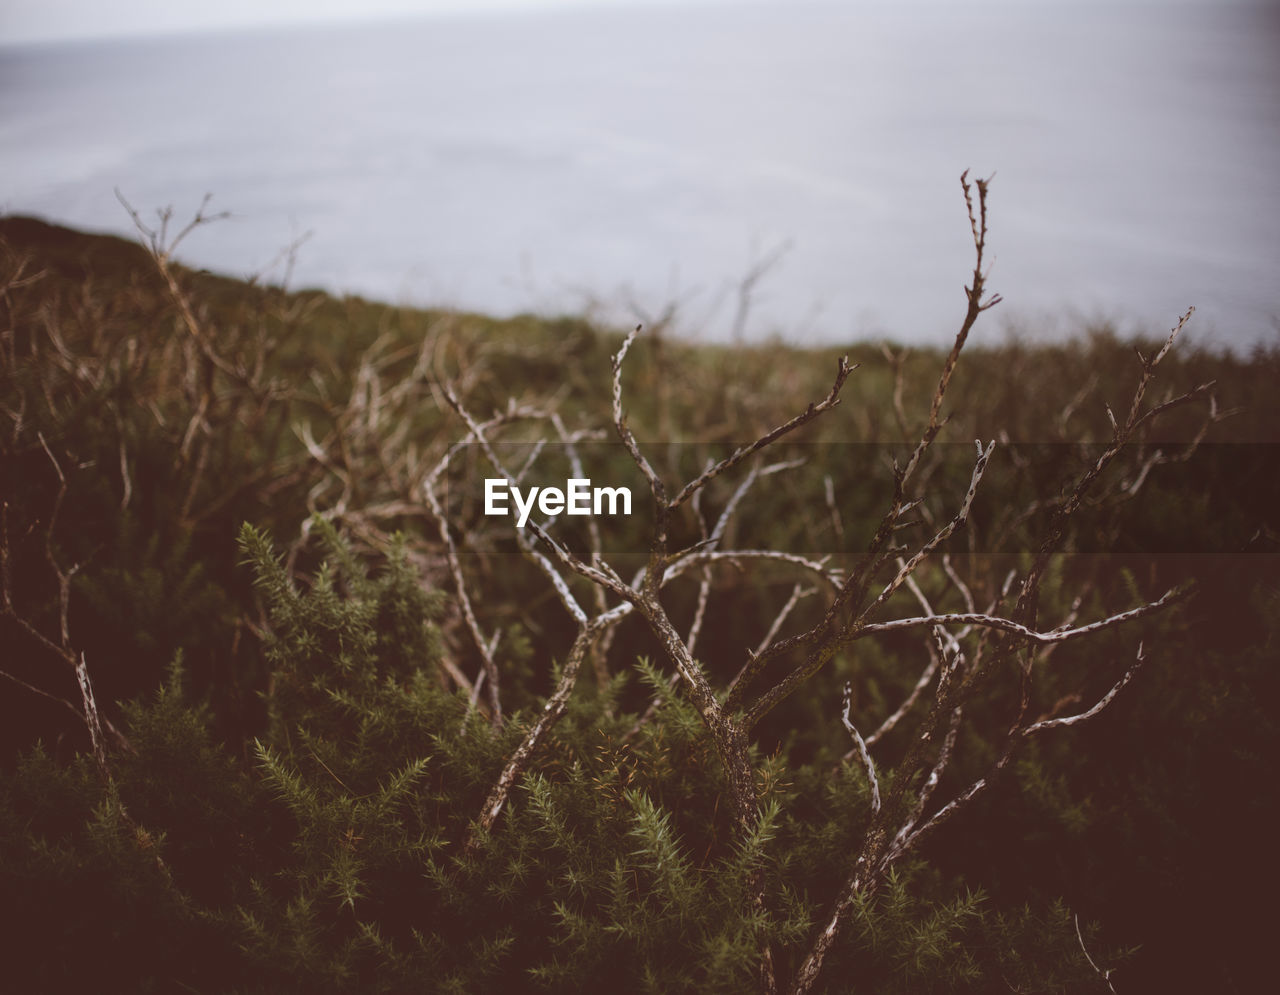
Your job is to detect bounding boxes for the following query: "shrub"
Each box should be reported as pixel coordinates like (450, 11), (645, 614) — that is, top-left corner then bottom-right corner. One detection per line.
(1, 175), (1273, 992)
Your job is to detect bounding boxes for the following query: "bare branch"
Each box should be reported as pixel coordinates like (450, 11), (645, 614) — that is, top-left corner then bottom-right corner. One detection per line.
(422, 477), (502, 728)
(1075, 913), (1119, 994)
(852, 566), (954, 753)
(76, 653), (109, 780)
(742, 441), (993, 730)
(470, 620), (613, 845)
(840, 682), (881, 814)
(864, 649), (940, 748)
(0, 665), (86, 722)
(940, 554), (975, 615)
(729, 582), (813, 694)
(855, 587), (1187, 645)
(731, 238), (793, 344)
(892, 639), (1149, 864)
(611, 325), (666, 509)
(823, 474), (844, 541)
(1023, 642), (1145, 735)
(665, 548), (842, 593)
(893, 171), (1001, 494)
(707, 458), (806, 549)
(668, 355), (853, 512)
(889, 700), (964, 856)
(753, 582), (813, 660)
(865, 440), (995, 616)
(686, 564), (713, 657)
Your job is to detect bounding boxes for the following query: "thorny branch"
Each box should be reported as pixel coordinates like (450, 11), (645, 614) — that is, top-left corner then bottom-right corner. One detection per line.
(840, 681), (880, 814)
(0, 436), (170, 875)
(246, 170), (1209, 995)
(1076, 912), (1119, 994)
(0, 441), (133, 757)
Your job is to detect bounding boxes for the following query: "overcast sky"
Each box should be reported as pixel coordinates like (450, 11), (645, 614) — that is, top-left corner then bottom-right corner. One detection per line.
(0, 0), (1221, 47)
(2, 0), (698, 45)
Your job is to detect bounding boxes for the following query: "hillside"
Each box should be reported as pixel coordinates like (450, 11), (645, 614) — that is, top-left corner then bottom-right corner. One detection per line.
(1, 211), (1277, 992)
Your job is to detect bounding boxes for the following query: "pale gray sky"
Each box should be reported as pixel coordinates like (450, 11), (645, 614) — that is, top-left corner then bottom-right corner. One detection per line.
(3, 0), (1271, 345)
(1, 0), (725, 45)
(0, 0), (1211, 47)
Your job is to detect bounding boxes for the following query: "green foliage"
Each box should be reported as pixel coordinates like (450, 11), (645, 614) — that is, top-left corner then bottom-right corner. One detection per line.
(1, 217), (1275, 992)
(0, 528), (1124, 991)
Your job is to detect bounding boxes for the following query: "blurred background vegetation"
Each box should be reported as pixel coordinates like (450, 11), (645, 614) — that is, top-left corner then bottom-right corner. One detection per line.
(1, 216), (1276, 991)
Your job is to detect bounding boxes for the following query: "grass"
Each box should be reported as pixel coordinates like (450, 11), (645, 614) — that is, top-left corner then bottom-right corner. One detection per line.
(1, 212), (1277, 991)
